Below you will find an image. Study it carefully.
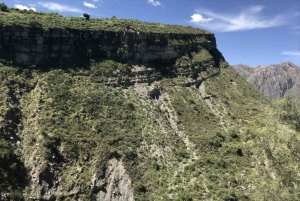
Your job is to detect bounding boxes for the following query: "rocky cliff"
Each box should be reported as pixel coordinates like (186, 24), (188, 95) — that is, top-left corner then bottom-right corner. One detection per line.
(0, 25), (217, 68)
(233, 62), (300, 101)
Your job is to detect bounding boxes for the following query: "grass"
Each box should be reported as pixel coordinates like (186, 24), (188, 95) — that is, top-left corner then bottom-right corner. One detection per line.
(1, 56), (300, 200)
(0, 7), (209, 34)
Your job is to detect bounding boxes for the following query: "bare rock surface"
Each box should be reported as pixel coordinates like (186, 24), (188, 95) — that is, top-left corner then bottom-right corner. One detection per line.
(93, 159), (134, 201)
(232, 64), (255, 79)
(233, 62), (300, 101)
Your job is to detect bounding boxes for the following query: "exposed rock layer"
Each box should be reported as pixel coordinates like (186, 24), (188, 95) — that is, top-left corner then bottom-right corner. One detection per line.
(0, 25), (216, 67)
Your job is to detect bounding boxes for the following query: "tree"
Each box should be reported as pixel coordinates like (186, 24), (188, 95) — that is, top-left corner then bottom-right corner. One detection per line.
(83, 13), (90, 20)
(0, 3), (8, 12)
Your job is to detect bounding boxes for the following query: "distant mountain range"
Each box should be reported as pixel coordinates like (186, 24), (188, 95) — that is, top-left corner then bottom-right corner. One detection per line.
(233, 62), (300, 101)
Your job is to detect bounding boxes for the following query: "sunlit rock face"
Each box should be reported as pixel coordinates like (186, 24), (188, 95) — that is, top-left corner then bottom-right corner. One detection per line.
(233, 62), (300, 101)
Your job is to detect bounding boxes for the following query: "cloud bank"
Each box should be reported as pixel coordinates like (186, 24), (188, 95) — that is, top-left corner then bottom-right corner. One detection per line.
(190, 5), (288, 32)
(15, 4), (36, 11)
(83, 1), (97, 8)
(190, 14), (213, 23)
(38, 2), (82, 13)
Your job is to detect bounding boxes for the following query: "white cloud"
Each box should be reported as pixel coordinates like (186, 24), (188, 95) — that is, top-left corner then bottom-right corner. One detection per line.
(190, 5), (288, 32)
(38, 2), (82, 13)
(15, 4), (36, 11)
(281, 51), (300, 57)
(190, 14), (213, 23)
(83, 1), (97, 8)
(148, 0), (161, 6)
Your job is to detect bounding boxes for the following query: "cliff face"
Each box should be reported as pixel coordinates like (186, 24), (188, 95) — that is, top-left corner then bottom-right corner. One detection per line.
(0, 25), (217, 67)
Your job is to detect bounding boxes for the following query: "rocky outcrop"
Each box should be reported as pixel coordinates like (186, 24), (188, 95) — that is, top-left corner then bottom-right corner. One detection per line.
(0, 25), (217, 68)
(92, 159), (134, 201)
(27, 157), (134, 201)
(233, 62), (300, 101)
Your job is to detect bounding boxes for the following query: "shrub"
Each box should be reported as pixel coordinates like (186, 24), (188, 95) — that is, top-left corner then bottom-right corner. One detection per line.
(151, 159), (160, 171)
(208, 132), (226, 149)
(29, 20), (42, 28)
(274, 97), (300, 131)
(83, 13), (90, 20)
(214, 189), (238, 201)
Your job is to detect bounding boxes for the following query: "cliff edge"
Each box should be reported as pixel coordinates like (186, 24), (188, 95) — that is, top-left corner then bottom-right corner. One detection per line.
(0, 8), (220, 68)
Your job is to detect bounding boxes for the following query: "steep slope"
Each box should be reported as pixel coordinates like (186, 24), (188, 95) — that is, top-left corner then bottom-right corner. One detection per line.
(286, 75), (300, 99)
(0, 6), (300, 201)
(233, 62), (300, 101)
(2, 61), (300, 201)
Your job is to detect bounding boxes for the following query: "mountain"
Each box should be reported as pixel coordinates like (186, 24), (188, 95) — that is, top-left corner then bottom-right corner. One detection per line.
(1, 5), (300, 201)
(286, 75), (300, 99)
(232, 64), (254, 79)
(233, 62), (300, 101)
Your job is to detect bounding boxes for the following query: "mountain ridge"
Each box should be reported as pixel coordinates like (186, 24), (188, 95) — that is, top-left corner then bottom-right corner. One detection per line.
(233, 62), (300, 101)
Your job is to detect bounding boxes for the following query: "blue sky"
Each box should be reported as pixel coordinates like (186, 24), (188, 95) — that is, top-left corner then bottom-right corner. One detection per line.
(6, 0), (300, 66)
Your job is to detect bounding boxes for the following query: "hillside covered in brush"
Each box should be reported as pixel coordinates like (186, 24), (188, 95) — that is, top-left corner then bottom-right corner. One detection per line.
(1, 4), (300, 201)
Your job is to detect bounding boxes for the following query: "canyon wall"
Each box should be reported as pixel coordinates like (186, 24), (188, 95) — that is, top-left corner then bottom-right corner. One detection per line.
(0, 25), (217, 67)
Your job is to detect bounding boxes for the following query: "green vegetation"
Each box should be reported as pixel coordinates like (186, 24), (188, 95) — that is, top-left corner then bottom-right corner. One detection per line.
(0, 5), (209, 34)
(0, 5), (299, 200)
(0, 65), (29, 199)
(274, 97), (300, 131)
(1, 57), (299, 200)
